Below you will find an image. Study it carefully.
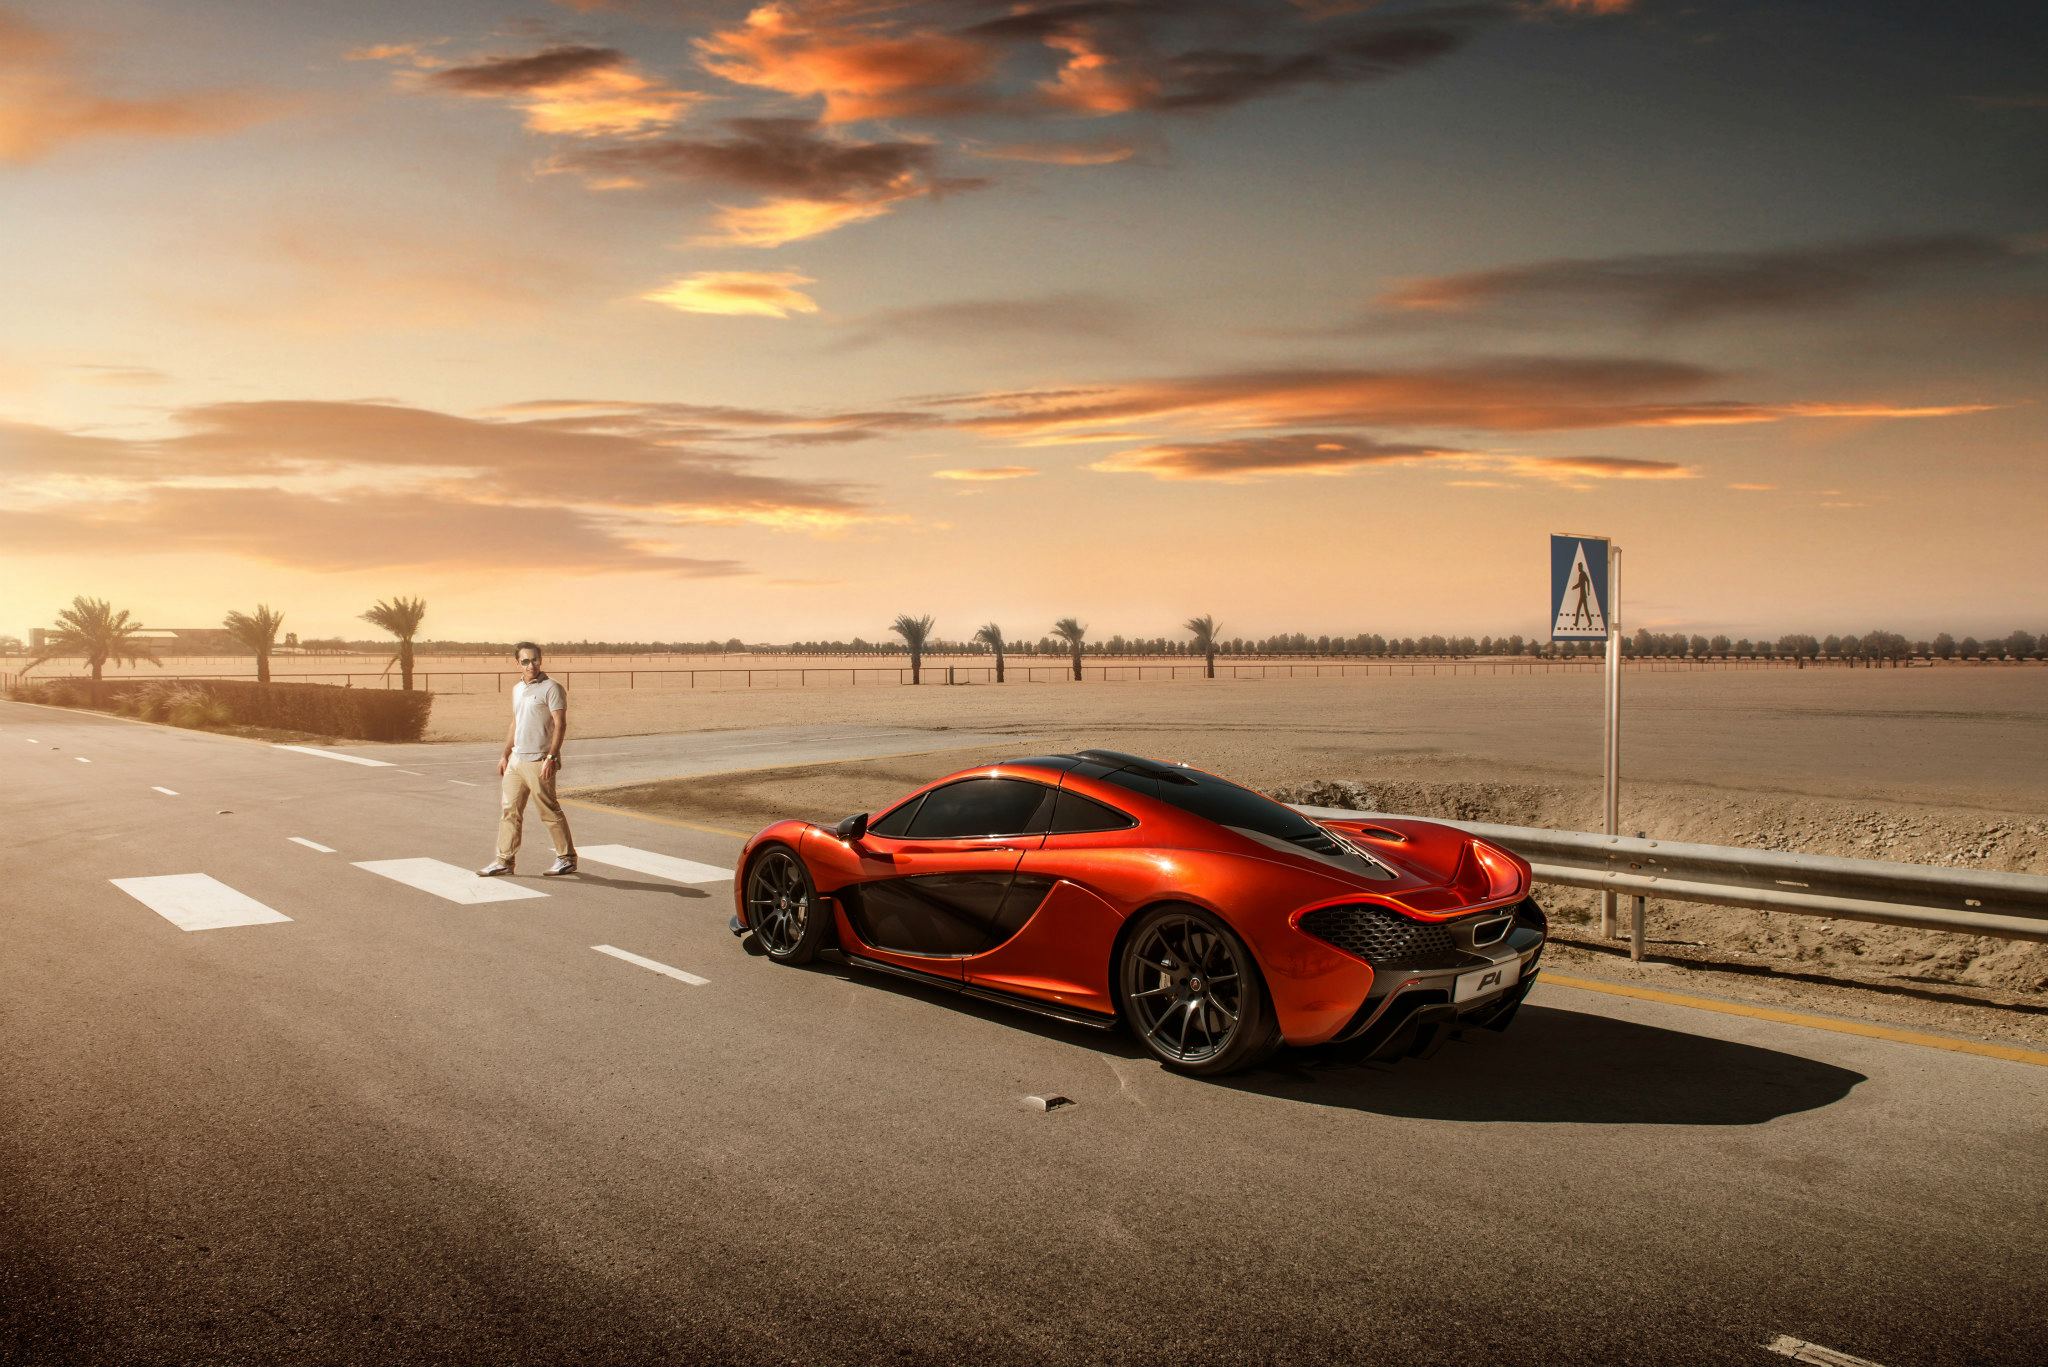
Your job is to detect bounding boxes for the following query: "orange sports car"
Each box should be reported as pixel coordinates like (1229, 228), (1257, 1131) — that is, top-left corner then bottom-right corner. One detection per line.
(732, 750), (1547, 1076)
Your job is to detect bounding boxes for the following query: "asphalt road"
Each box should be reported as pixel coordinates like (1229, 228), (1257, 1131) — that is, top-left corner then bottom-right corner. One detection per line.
(2, 700), (2042, 1367)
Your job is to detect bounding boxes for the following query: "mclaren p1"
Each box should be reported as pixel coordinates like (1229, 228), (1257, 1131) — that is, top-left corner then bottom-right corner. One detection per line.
(731, 750), (1546, 1076)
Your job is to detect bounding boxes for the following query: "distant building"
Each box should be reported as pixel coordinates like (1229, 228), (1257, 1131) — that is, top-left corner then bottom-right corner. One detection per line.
(147, 628), (242, 653)
(28, 626), (240, 653)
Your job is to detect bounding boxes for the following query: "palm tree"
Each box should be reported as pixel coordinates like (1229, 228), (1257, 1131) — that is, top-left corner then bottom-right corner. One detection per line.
(1053, 616), (1088, 681)
(974, 622), (1006, 683)
(361, 596), (427, 691)
(23, 596), (161, 700)
(223, 604), (286, 684)
(891, 613), (935, 685)
(1184, 613), (1219, 680)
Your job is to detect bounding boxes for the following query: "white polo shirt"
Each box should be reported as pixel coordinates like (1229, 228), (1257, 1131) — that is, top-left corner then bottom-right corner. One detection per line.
(511, 676), (566, 761)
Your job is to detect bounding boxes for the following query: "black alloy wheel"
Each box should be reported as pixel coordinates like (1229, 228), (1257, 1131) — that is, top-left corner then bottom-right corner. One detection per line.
(1118, 905), (1277, 1076)
(746, 844), (827, 965)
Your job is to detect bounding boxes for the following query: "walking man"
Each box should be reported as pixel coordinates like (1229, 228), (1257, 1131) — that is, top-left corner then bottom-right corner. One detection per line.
(1569, 562), (1595, 630)
(479, 642), (576, 877)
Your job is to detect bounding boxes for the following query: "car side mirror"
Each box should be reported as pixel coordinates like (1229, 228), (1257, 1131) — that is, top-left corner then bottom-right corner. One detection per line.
(834, 812), (869, 842)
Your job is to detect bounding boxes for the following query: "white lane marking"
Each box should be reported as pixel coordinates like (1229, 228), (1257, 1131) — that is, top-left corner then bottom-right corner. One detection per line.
(396, 769), (425, 777)
(153, 786), (179, 796)
(352, 857), (547, 904)
(289, 837), (336, 853)
(576, 844), (733, 885)
(448, 779), (478, 787)
(276, 744), (392, 768)
(75, 756), (92, 764)
(25, 738), (38, 744)
(1764, 1337), (1888, 1367)
(592, 944), (708, 986)
(111, 874), (292, 932)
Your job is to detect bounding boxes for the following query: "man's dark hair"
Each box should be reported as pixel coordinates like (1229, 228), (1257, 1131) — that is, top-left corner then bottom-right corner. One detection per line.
(514, 641), (542, 659)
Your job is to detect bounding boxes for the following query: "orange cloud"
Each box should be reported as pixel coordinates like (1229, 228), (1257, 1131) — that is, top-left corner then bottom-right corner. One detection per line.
(0, 10), (286, 163)
(344, 42), (445, 69)
(1091, 434), (1456, 482)
(0, 400), (877, 555)
(964, 137), (1142, 166)
(1495, 455), (1695, 482)
(551, 118), (979, 247)
(948, 360), (1996, 438)
(0, 489), (746, 575)
(1086, 440), (1693, 487)
(933, 466), (1038, 481)
(695, 3), (994, 122)
(371, 42), (702, 138)
(1727, 482), (1778, 491)
(695, 185), (913, 247)
(642, 270), (821, 318)
(1039, 29), (1160, 114)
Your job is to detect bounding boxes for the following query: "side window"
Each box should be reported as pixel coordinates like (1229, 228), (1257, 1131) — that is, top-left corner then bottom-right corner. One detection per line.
(869, 794), (924, 838)
(1048, 789), (1137, 834)
(903, 779), (1054, 839)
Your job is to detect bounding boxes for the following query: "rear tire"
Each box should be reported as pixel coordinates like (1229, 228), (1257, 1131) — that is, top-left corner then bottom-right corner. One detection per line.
(1118, 905), (1279, 1077)
(745, 844), (828, 966)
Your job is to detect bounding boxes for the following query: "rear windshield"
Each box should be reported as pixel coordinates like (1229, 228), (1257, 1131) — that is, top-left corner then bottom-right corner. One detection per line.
(1094, 766), (1324, 845)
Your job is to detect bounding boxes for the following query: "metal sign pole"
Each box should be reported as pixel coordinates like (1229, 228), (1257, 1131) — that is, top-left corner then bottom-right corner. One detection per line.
(1601, 545), (1622, 937)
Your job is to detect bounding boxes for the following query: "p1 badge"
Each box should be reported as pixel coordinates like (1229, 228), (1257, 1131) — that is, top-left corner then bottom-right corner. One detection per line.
(1454, 957), (1521, 1003)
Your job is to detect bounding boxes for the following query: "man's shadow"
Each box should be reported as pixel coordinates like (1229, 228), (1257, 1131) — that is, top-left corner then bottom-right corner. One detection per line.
(561, 871), (711, 899)
(1226, 1004), (1865, 1125)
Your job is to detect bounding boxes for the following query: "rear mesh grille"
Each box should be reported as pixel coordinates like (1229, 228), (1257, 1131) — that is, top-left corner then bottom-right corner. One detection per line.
(1299, 905), (1457, 963)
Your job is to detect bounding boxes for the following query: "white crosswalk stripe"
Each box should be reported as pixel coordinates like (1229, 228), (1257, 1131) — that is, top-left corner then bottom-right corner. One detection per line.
(276, 744), (392, 768)
(593, 944), (708, 985)
(353, 857), (547, 904)
(112, 874), (293, 932)
(576, 845), (733, 884)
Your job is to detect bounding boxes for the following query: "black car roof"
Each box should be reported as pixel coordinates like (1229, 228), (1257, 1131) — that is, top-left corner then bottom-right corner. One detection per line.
(998, 750), (1196, 784)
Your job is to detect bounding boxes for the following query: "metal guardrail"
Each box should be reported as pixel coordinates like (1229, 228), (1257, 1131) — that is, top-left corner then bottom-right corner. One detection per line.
(1292, 805), (2048, 944)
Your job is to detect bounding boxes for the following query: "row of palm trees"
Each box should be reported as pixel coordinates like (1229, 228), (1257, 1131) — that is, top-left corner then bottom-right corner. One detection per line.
(890, 614), (1224, 683)
(19, 595), (432, 689)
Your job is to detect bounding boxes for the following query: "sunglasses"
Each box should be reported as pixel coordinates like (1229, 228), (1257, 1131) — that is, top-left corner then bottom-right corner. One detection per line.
(517, 657), (540, 666)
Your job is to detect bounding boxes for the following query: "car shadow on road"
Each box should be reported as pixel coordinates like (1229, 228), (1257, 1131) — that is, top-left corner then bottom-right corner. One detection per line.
(1230, 1004), (1866, 1125)
(805, 960), (1154, 1061)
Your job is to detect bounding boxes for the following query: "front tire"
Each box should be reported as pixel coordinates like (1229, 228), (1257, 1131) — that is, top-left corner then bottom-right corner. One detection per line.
(1118, 905), (1279, 1076)
(745, 844), (828, 965)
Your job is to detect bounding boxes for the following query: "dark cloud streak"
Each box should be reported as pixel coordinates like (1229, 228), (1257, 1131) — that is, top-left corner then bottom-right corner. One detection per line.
(557, 116), (950, 196)
(430, 45), (628, 94)
(1377, 233), (2031, 325)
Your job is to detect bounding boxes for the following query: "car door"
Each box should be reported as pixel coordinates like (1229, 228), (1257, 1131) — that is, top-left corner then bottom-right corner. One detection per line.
(839, 777), (1055, 975)
(965, 784), (1145, 1014)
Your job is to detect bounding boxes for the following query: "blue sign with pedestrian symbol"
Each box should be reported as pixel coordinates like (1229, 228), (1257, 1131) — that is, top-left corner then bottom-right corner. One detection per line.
(1551, 534), (1609, 641)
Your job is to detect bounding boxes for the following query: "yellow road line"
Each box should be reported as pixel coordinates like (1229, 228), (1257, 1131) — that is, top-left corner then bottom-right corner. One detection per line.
(1541, 972), (2048, 1067)
(559, 797), (754, 840)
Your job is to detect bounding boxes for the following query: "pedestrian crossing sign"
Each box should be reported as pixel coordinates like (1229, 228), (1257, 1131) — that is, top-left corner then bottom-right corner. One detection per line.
(1551, 534), (1610, 640)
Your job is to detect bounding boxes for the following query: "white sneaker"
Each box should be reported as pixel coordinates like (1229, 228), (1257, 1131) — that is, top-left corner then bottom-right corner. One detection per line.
(478, 860), (514, 877)
(544, 855), (578, 877)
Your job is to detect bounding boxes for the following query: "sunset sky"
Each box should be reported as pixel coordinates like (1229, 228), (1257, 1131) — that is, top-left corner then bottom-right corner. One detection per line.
(2, 0), (2044, 645)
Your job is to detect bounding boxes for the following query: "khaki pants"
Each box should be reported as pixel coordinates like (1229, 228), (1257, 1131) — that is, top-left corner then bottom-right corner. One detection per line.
(498, 759), (574, 864)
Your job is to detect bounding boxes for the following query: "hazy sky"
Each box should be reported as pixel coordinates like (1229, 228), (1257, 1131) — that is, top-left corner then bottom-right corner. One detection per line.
(2, 0), (2044, 644)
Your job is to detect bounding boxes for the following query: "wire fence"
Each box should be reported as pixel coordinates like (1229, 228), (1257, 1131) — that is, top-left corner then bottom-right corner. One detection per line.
(7, 655), (2011, 697)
